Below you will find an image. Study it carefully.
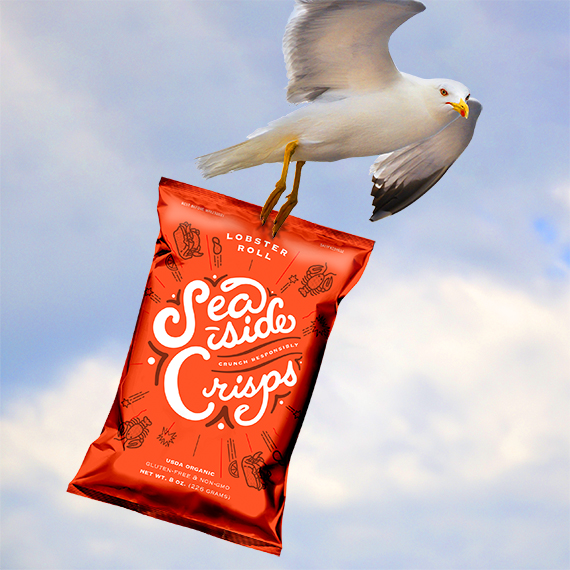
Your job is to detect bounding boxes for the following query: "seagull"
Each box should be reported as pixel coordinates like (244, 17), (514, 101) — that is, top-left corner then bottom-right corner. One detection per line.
(197, 0), (481, 235)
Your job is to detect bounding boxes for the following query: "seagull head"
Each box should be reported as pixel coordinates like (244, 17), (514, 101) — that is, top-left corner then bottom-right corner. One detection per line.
(432, 79), (471, 119)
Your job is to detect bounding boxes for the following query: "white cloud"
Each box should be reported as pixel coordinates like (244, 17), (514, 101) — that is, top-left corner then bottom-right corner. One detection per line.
(1, 1), (568, 568)
(552, 181), (570, 211)
(2, 267), (567, 567)
(2, 354), (121, 491)
(288, 266), (570, 506)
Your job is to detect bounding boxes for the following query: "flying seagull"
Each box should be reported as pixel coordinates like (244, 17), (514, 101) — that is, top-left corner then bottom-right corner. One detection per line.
(197, 0), (481, 235)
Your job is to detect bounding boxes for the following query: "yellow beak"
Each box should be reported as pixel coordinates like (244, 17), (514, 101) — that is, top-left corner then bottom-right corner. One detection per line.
(447, 98), (469, 119)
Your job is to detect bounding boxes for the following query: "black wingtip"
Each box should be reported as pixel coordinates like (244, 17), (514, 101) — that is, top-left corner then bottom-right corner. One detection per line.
(370, 210), (392, 222)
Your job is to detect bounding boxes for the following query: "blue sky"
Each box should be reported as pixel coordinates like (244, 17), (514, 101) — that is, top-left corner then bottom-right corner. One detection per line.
(1, 1), (569, 569)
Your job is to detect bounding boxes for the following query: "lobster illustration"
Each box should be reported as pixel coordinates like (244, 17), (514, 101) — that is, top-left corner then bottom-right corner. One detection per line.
(298, 263), (335, 297)
(116, 416), (152, 449)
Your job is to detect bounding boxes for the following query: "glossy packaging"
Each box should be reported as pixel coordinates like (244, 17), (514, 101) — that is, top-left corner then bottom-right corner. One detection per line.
(68, 178), (374, 555)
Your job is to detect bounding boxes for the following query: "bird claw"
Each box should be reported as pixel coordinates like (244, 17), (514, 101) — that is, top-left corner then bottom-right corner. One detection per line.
(260, 181), (287, 225)
(261, 144), (303, 233)
(272, 195), (298, 237)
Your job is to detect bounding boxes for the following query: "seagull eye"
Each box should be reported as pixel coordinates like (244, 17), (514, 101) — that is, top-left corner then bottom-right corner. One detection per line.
(465, 94), (470, 101)
(440, 88), (448, 97)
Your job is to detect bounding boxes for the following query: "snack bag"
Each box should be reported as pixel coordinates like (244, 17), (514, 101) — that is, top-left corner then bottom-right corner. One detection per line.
(68, 178), (374, 555)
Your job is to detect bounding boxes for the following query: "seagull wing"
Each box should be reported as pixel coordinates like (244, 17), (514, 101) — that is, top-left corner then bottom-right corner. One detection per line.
(284, 0), (426, 103)
(369, 98), (482, 220)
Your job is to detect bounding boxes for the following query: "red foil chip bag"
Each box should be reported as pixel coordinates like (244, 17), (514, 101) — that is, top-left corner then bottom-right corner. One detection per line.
(68, 178), (374, 555)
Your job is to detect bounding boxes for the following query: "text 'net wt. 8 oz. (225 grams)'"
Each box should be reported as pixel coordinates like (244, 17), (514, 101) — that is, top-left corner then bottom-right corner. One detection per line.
(68, 177), (375, 555)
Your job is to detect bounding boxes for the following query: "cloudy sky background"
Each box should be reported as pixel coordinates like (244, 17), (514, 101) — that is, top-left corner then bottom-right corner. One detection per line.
(1, 1), (569, 568)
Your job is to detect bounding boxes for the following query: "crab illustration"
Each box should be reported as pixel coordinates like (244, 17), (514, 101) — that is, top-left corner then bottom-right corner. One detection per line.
(298, 263), (335, 297)
(116, 416), (152, 449)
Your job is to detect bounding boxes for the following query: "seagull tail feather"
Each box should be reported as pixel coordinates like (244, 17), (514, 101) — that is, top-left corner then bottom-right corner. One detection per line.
(196, 136), (276, 179)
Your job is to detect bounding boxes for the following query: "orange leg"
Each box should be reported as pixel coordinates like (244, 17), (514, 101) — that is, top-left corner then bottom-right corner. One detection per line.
(260, 140), (299, 225)
(272, 160), (305, 237)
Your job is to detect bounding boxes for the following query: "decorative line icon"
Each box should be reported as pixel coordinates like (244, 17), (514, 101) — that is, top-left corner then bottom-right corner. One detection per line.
(280, 274), (298, 294)
(227, 438), (239, 478)
(270, 391), (292, 413)
(173, 222), (204, 260)
(302, 314), (331, 338)
(147, 341), (169, 387)
(120, 391), (149, 408)
(164, 254), (183, 282)
(157, 426), (177, 447)
(203, 274), (228, 288)
(298, 264), (335, 297)
(212, 236), (223, 268)
(205, 405), (235, 430)
(286, 405), (301, 420)
(115, 416), (152, 448)
(242, 451), (267, 490)
(165, 254), (178, 272)
(229, 459), (239, 478)
(166, 289), (182, 305)
(144, 286), (161, 303)
(261, 430), (276, 452)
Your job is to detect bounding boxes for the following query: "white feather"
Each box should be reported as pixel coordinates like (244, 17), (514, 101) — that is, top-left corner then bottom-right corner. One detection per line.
(197, 0), (481, 222)
(370, 99), (483, 219)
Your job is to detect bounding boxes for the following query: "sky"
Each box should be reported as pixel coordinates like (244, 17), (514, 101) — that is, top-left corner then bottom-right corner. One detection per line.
(1, 0), (569, 568)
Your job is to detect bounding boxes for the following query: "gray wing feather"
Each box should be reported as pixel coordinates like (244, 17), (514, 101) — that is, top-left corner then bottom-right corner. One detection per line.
(370, 98), (482, 221)
(284, 0), (426, 103)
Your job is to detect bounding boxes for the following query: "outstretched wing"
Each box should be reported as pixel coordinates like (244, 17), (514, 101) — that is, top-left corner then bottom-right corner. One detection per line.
(283, 0), (426, 103)
(369, 98), (483, 221)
